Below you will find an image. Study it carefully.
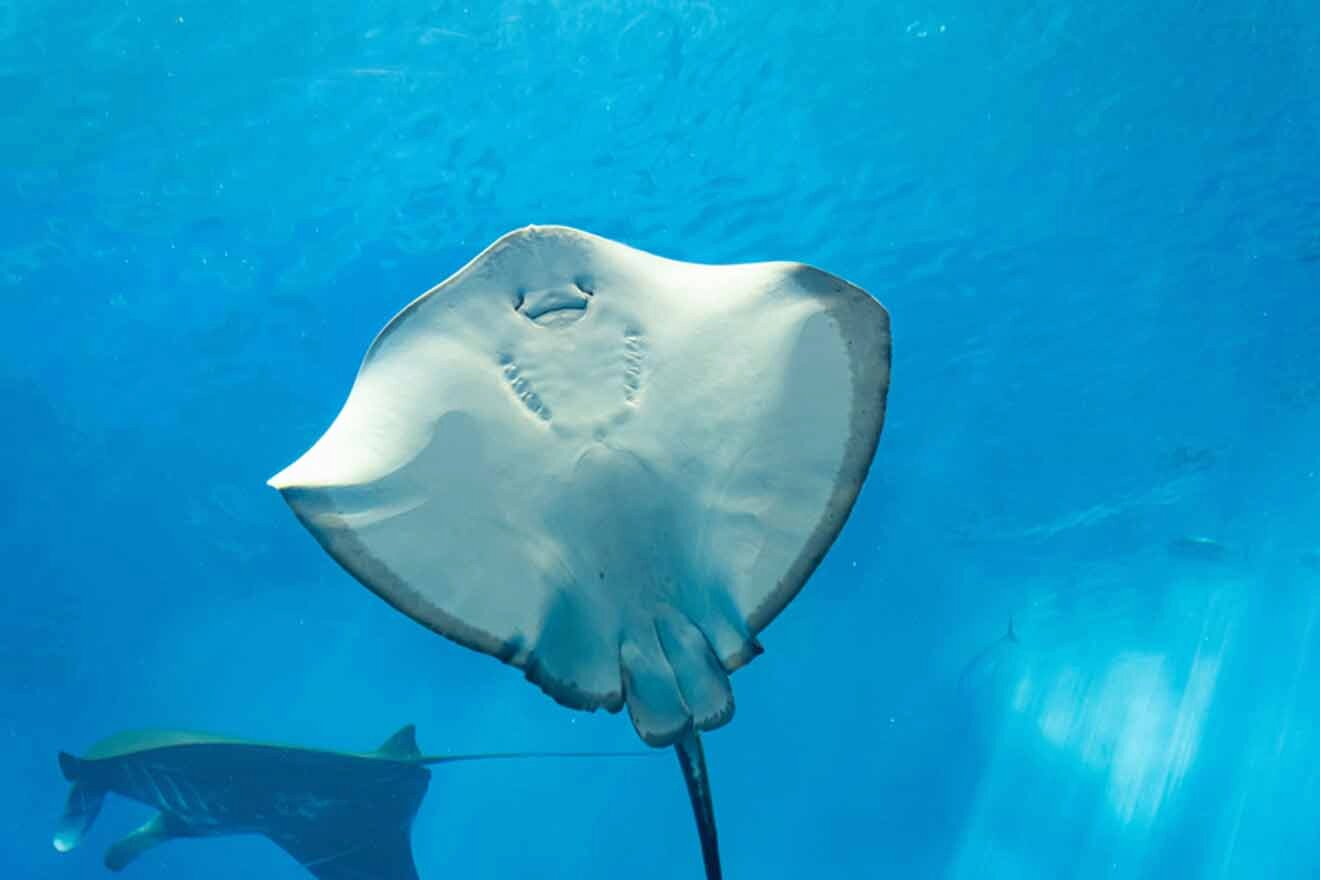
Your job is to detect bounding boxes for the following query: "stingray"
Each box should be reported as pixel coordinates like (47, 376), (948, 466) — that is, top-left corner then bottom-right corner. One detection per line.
(1167, 534), (1230, 563)
(54, 723), (639, 877)
(957, 617), (1022, 697)
(268, 225), (892, 878)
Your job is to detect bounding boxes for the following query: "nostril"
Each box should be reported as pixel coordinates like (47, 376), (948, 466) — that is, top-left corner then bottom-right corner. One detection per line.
(513, 289), (527, 311)
(573, 277), (595, 296)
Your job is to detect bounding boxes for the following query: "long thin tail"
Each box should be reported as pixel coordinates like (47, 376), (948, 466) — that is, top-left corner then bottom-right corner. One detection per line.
(417, 750), (655, 766)
(675, 729), (722, 880)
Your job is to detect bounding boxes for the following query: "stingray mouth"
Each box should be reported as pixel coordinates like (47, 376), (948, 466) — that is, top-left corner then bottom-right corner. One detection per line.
(515, 281), (594, 326)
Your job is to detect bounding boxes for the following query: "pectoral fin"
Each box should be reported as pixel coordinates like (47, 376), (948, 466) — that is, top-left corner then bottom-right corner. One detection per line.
(270, 825), (420, 880)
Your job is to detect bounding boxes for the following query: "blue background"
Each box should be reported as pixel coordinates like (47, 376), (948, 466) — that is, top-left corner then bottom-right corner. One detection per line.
(4, 1), (1319, 877)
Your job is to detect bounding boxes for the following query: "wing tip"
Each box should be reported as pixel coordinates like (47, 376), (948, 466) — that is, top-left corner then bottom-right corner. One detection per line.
(57, 751), (81, 782)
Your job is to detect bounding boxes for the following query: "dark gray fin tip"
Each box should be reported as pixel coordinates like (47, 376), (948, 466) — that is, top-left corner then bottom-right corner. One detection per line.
(675, 728), (722, 880)
(376, 724), (422, 760)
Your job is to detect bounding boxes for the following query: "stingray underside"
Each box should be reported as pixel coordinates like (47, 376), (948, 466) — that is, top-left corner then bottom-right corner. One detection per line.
(271, 225), (892, 746)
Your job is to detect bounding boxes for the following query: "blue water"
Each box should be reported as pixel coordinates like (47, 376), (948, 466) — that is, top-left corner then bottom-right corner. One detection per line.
(5, 2), (1319, 877)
